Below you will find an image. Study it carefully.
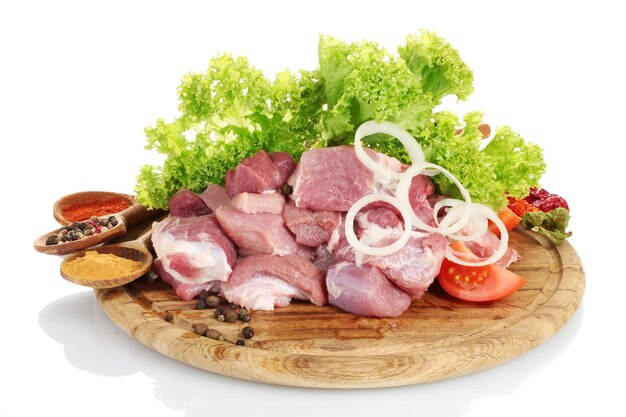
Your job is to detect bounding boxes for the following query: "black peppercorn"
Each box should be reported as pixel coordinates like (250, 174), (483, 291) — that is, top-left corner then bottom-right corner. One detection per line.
(214, 307), (224, 319)
(196, 297), (207, 310)
(45, 235), (58, 245)
(236, 339), (245, 346)
(163, 312), (174, 322)
(242, 326), (254, 339)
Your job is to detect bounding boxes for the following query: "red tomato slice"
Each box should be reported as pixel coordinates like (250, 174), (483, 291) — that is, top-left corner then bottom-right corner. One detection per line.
(438, 242), (525, 302)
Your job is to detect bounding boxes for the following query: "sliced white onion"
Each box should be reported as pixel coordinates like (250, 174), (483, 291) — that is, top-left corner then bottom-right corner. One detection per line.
(354, 121), (426, 180)
(344, 193), (414, 256)
(396, 164), (473, 235)
(395, 164), (439, 233)
(345, 120), (511, 266)
(422, 163), (473, 235)
(444, 203), (509, 266)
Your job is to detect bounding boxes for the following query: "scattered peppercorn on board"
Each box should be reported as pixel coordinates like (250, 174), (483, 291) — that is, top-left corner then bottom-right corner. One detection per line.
(95, 228), (584, 388)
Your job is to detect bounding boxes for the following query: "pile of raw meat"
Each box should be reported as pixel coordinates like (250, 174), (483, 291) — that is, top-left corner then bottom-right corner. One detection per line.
(151, 146), (518, 317)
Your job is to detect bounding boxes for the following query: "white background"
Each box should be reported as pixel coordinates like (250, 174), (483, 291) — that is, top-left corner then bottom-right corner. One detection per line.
(1, 1), (624, 416)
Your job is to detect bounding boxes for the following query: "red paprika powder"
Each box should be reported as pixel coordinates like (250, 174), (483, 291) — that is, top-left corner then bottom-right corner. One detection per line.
(61, 197), (132, 222)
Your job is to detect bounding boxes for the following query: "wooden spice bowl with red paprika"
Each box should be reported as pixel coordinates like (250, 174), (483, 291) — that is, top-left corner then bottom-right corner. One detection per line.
(53, 191), (136, 226)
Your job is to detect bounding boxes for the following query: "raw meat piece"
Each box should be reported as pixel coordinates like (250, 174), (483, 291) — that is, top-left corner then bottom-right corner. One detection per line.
(312, 245), (336, 274)
(408, 174), (437, 226)
(225, 150), (295, 198)
(215, 205), (308, 257)
(199, 184), (231, 212)
(225, 150), (280, 197)
(288, 146), (375, 211)
(153, 259), (220, 301)
(334, 236), (356, 264)
(288, 146), (412, 212)
(282, 200), (340, 247)
(356, 206), (402, 230)
(268, 152), (297, 188)
(331, 201), (446, 298)
(331, 214), (356, 263)
(361, 229), (448, 298)
(463, 229), (521, 268)
(327, 212), (346, 252)
(221, 254), (327, 310)
(230, 192), (285, 214)
(152, 215), (237, 300)
(326, 262), (411, 318)
(168, 189), (212, 217)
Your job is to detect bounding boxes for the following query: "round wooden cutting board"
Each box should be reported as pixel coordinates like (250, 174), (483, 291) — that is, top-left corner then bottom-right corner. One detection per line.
(95, 228), (584, 388)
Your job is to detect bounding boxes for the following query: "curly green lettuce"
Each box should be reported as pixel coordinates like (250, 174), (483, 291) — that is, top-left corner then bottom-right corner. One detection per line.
(398, 30), (474, 103)
(317, 35), (434, 144)
(136, 31), (546, 211)
(483, 126), (546, 199)
(135, 54), (324, 208)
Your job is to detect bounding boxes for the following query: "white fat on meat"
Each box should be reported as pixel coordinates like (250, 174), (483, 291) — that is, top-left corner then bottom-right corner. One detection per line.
(221, 274), (309, 311)
(326, 213), (345, 252)
(230, 192), (285, 214)
(153, 259), (221, 301)
(151, 215), (237, 297)
(153, 232), (232, 284)
(370, 151), (404, 194)
(221, 254), (327, 311)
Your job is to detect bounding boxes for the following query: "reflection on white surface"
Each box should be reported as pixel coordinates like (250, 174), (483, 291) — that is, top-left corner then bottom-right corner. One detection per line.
(38, 291), (584, 417)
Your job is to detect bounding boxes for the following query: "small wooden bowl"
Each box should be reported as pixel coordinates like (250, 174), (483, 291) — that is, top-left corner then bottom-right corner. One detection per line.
(53, 191), (136, 226)
(60, 239), (153, 288)
(34, 204), (157, 256)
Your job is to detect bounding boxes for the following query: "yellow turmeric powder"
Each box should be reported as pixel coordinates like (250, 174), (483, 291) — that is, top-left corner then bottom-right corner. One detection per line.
(62, 251), (143, 280)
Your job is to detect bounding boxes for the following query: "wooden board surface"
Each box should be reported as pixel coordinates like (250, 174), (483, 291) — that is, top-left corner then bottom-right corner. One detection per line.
(95, 228), (584, 388)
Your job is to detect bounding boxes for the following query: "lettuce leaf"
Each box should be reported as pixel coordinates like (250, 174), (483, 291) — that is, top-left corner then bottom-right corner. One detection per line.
(135, 31), (546, 211)
(317, 35), (434, 145)
(413, 111), (508, 208)
(398, 30), (474, 102)
(521, 208), (572, 245)
(483, 126), (546, 199)
(135, 54), (323, 208)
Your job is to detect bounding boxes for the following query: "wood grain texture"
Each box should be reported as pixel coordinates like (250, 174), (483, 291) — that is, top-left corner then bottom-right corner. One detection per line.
(95, 228), (584, 388)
